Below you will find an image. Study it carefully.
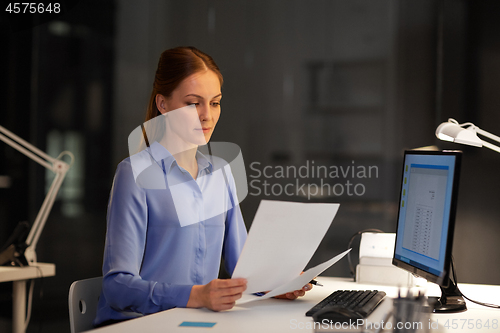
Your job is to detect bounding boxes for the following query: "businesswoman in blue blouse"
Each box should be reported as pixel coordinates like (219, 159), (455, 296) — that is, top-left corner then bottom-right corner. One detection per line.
(94, 47), (310, 327)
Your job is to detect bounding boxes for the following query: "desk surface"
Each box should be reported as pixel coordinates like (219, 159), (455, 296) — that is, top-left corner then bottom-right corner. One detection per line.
(0, 263), (55, 282)
(88, 277), (500, 333)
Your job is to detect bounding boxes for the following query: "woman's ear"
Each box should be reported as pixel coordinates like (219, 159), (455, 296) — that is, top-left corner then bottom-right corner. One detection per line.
(156, 94), (168, 115)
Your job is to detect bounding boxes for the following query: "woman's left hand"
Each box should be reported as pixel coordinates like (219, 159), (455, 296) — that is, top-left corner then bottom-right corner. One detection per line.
(274, 283), (313, 300)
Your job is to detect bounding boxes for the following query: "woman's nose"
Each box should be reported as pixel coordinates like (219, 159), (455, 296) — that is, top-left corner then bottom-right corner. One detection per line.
(198, 104), (212, 122)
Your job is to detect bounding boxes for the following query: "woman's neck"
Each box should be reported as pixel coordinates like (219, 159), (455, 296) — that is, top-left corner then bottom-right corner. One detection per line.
(160, 135), (199, 179)
(173, 148), (197, 171)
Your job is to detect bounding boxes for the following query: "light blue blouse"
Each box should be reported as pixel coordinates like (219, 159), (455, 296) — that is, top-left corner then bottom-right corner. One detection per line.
(94, 142), (247, 326)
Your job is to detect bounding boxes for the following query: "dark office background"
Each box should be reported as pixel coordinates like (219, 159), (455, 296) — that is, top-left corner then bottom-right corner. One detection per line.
(1, 0), (499, 332)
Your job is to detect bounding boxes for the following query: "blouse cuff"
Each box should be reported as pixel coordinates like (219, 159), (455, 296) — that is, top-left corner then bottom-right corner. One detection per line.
(152, 283), (193, 310)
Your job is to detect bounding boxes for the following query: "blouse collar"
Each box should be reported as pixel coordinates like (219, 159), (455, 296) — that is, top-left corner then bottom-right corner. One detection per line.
(148, 141), (213, 174)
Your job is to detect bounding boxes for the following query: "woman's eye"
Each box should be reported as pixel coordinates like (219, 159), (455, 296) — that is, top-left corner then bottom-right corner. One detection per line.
(186, 102), (199, 106)
(211, 102), (221, 107)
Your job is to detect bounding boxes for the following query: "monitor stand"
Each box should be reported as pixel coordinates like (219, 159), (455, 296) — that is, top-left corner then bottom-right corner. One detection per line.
(428, 277), (467, 313)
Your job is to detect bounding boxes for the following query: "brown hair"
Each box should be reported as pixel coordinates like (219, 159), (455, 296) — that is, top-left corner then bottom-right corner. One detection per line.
(138, 47), (223, 150)
(145, 46), (223, 122)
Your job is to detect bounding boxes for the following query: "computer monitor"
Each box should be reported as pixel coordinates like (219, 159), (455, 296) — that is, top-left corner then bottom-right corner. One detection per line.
(392, 150), (467, 313)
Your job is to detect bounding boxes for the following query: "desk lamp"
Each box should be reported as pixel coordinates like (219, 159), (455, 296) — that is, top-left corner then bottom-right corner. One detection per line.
(435, 118), (500, 153)
(0, 125), (73, 266)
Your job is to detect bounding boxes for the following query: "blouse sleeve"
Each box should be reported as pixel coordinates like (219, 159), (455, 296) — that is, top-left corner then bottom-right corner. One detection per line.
(221, 165), (248, 276)
(101, 160), (192, 315)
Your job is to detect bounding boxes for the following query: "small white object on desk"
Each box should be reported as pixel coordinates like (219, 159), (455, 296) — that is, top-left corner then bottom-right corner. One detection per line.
(356, 233), (417, 286)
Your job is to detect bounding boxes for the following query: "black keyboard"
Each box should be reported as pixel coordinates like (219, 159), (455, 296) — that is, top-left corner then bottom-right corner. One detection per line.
(305, 290), (386, 318)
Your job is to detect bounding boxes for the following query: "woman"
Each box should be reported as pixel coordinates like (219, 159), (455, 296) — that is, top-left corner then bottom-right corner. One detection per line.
(94, 47), (309, 327)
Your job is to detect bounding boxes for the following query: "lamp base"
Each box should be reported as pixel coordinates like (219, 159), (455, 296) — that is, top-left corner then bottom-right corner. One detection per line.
(0, 221), (30, 266)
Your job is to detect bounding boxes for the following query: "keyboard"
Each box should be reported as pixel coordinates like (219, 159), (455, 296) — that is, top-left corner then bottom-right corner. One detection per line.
(305, 290), (386, 319)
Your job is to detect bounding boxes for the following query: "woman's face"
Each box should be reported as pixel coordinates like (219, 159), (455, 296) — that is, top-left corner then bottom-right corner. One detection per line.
(158, 70), (222, 145)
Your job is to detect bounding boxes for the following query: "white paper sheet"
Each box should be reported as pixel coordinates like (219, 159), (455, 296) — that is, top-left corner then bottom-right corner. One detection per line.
(236, 249), (351, 304)
(231, 200), (340, 295)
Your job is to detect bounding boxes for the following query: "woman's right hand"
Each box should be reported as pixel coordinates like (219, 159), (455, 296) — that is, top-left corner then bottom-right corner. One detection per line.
(187, 278), (247, 311)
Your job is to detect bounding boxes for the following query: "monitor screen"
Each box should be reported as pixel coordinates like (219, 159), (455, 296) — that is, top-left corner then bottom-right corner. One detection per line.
(393, 150), (462, 285)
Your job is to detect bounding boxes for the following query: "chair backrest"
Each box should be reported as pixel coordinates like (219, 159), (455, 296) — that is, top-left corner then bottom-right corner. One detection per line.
(68, 276), (103, 333)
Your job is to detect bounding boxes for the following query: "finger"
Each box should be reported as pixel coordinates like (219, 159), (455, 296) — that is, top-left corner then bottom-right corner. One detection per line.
(223, 285), (247, 296)
(221, 292), (243, 303)
(211, 292), (242, 311)
(291, 289), (305, 298)
(219, 278), (247, 288)
(303, 283), (313, 291)
(212, 300), (236, 312)
(219, 301), (237, 311)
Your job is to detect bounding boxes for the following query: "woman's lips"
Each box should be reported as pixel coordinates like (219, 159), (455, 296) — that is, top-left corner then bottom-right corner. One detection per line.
(195, 127), (211, 134)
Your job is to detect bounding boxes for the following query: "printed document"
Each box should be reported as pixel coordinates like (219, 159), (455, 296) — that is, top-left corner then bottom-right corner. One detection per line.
(231, 200), (348, 304)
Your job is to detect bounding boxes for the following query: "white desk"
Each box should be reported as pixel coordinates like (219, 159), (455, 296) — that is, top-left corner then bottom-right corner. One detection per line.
(0, 263), (55, 333)
(87, 277), (500, 333)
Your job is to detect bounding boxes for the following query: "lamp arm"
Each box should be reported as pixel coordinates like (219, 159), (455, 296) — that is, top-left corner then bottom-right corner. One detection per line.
(481, 141), (500, 154)
(0, 125), (58, 170)
(475, 127), (500, 153)
(24, 163), (69, 263)
(0, 125), (74, 265)
(476, 127), (500, 145)
(0, 132), (54, 170)
(454, 120), (500, 153)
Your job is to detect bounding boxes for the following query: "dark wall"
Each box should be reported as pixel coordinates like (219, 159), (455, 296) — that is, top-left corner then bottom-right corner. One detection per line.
(1, 1), (114, 332)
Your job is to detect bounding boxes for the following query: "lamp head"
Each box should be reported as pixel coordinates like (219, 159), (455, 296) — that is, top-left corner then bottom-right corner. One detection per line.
(435, 119), (483, 147)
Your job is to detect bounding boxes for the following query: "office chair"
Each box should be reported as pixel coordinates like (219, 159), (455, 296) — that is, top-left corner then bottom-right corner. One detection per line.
(68, 276), (103, 333)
